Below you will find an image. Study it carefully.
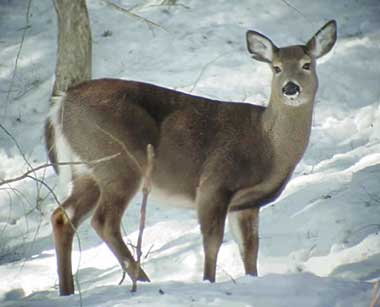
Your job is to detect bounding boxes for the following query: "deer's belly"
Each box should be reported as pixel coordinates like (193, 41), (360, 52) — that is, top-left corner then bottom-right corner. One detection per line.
(149, 185), (196, 209)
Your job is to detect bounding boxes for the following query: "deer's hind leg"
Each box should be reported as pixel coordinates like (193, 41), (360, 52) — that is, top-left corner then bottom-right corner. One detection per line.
(90, 156), (150, 284)
(51, 174), (100, 296)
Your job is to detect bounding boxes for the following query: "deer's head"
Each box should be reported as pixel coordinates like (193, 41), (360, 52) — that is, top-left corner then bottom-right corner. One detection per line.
(246, 20), (337, 107)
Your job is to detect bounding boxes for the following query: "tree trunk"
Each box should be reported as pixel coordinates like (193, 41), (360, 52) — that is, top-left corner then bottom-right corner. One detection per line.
(46, 0), (92, 171)
(52, 0), (92, 94)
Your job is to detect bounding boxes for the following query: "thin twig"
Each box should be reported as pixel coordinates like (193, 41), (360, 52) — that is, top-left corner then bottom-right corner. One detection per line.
(25, 174), (83, 305)
(144, 244), (155, 260)
(5, 0), (32, 111)
(131, 144), (155, 292)
(370, 281), (380, 307)
(0, 121), (50, 271)
(101, 0), (167, 32)
(279, 0), (306, 19)
(136, 0), (190, 10)
(190, 51), (234, 93)
(219, 266), (237, 285)
(0, 151), (117, 305)
(95, 124), (142, 175)
(0, 189), (14, 242)
(361, 183), (380, 205)
(18, 210), (43, 274)
(0, 124), (36, 179)
(0, 123), (47, 215)
(94, 125), (150, 289)
(0, 153), (120, 187)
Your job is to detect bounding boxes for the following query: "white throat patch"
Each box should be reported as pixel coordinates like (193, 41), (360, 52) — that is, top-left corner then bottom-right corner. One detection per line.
(283, 96), (308, 107)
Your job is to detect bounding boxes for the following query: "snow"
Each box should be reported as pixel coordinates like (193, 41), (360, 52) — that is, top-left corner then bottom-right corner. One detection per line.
(1, 0), (380, 306)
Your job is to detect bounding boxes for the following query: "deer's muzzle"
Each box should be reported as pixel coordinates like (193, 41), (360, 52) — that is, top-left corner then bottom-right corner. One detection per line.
(282, 81), (300, 99)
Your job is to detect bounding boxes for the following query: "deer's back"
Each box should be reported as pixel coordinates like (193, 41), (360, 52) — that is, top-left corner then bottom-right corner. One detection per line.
(60, 79), (267, 202)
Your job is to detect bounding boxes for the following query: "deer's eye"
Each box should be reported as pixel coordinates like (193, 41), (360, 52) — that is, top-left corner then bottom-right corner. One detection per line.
(273, 66), (282, 74)
(302, 63), (311, 70)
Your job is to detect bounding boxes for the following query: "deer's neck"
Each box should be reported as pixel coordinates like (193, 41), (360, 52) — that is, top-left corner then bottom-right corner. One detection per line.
(261, 96), (314, 166)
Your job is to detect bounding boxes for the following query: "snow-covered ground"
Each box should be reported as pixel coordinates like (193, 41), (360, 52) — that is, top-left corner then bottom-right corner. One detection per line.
(1, 0), (380, 306)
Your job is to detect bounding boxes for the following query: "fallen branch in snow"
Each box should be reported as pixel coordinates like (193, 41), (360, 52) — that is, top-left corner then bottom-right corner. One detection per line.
(131, 144), (155, 292)
(370, 281), (380, 307)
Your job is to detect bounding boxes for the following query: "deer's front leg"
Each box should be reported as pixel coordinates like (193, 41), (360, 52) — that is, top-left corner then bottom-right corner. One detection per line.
(228, 207), (259, 276)
(196, 185), (230, 282)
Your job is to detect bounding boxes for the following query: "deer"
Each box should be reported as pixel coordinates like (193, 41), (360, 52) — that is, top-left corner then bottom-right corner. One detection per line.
(46, 20), (337, 295)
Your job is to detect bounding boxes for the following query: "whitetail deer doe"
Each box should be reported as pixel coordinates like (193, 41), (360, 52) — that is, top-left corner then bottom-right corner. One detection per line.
(46, 20), (337, 295)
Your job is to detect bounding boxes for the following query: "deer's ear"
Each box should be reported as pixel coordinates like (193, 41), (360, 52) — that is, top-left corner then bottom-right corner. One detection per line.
(246, 30), (278, 63)
(306, 20), (337, 59)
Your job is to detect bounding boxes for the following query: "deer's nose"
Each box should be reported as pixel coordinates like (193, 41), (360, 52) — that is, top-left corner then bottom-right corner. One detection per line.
(282, 81), (300, 97)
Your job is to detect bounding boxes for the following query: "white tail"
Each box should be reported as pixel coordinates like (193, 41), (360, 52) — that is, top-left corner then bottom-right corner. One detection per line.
(46, 20), (337, 295)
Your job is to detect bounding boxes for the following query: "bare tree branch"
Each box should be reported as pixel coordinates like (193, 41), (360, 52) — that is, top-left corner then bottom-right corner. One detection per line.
(101, 0), (167, 32)
(279, 0), (306, 19)
(23, 174), (84, 306)
(0, 124), (35, 177)
(0, 153), (121, 187)
(0, 122), (49, 216)
(189, 51), (234, 93)
(5, 0), (32, 113)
